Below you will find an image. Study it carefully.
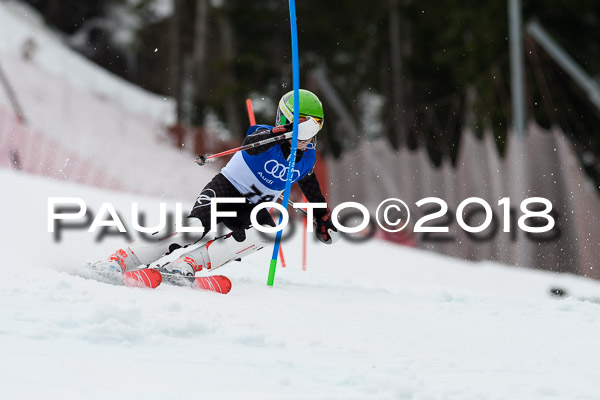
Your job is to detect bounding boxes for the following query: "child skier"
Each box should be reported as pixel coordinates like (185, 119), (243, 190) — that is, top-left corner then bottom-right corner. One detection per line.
(92, 89), (338, 277)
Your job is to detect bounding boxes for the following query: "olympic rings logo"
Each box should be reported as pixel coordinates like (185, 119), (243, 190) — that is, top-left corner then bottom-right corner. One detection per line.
(264, 160), (301, 181)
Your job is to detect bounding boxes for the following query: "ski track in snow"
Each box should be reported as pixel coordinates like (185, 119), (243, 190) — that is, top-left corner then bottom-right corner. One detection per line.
(2, 169), (600, 399)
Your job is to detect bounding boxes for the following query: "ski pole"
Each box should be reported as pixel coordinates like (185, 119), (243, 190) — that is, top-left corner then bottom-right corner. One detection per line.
(285, 199), (338, 245)
(246, 98), (256, 126)
(195, 131), (292, 166)
(301, 195), (308, 271)
(279, 196), (310, 219)
(246, 98), (287, 268)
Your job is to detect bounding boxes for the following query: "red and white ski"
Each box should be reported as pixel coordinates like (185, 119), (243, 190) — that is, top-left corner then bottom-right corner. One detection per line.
(78, 264), (229, 293)
(123, 269), (163, 288)
(77, 265), (163, 289)
(193, 275), (232, 294)
(158, 272), (232, 294)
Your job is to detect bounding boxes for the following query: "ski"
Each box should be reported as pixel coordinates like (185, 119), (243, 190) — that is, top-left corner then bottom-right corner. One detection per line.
(193, 275), (232, 294)
(158, 271), (232, 294)
(76, 265), (162, 289)
(77, 264), (229, 293)
(123, 269), (162, 288)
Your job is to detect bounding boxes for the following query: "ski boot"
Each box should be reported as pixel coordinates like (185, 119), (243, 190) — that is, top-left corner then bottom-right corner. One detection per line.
(160, 227), (268, 285)
(82, 248), (163, 287)
(90, 248), (142, 274)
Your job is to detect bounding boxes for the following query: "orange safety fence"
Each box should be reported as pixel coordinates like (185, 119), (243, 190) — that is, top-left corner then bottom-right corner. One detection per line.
(0, 106), (123, 191)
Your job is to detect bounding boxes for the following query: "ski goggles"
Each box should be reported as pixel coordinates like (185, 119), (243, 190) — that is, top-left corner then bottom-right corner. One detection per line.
(302, 114), (323, 130)
(277, 110), (324, 130)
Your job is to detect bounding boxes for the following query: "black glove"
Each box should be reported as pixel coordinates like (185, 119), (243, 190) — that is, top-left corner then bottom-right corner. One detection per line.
(243, 123), (300, 155)
(315, 208), (338, 244)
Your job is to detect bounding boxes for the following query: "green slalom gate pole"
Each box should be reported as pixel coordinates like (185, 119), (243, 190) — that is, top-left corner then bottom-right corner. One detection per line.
(267, 0), (300, 286)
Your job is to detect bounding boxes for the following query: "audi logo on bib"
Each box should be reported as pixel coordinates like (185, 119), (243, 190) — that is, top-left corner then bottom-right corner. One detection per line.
(264, 160), (301, 181)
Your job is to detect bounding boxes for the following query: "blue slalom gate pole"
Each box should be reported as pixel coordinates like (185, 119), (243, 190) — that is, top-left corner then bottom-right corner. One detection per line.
(267, 0), (299, 286)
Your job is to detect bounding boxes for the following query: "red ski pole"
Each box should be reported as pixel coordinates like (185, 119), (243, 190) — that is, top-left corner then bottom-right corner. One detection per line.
(246, 98), (256, 126)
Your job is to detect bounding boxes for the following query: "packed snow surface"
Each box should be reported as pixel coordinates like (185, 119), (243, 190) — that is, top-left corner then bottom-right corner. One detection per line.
(1, 168), (600, 400)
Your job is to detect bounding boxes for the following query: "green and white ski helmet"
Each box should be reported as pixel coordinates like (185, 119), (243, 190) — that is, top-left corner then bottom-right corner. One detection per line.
(276, 89), (324, 136)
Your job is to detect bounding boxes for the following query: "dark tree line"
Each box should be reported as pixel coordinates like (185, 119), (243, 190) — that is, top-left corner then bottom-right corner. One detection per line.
(22, 0), (600, 185)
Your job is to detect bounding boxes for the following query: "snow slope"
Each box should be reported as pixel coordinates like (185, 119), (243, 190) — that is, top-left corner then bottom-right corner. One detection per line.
(0, 1), (219, 200)
(0, 0), (175, 125)
(2, 170), (600, 399)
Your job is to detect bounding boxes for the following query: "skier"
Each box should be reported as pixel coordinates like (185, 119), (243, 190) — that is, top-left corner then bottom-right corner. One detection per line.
(92, 89), (338, 278)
